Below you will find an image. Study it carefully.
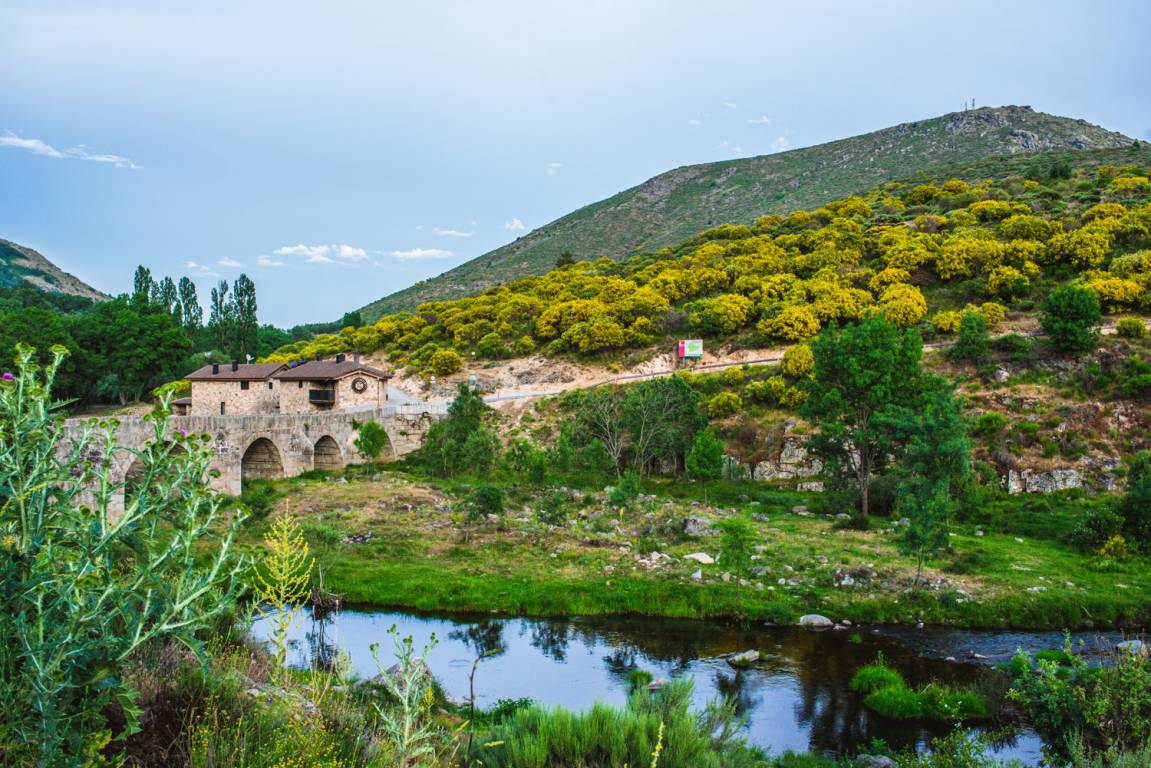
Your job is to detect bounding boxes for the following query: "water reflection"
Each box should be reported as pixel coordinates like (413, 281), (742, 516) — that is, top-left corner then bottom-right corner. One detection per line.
(251, 608), (1056, 764)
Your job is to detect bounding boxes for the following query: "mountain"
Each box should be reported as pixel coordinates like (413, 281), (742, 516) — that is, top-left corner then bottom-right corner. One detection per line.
(0, 239), (107, 301)
(360, 105), (1134, 320)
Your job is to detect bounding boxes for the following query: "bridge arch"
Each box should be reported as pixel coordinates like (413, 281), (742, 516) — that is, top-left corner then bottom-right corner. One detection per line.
(241, 437), (284, 486)
(313, 435), (344, 472)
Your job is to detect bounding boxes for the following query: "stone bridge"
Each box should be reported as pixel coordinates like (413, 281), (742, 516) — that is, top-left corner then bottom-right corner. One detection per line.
(64, 405), (444, 503)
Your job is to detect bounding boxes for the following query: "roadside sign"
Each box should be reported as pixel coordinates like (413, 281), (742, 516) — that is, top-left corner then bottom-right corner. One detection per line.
(677, 339), (704, 359)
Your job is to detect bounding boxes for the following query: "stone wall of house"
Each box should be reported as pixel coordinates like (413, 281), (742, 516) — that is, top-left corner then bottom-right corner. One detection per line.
(190, 380), (279, 417)
(277, 376), (387, 414)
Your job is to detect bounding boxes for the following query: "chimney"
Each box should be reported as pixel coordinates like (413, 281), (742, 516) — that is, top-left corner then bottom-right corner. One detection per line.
(354, 352), (361, 364)
(231, 361), (239, 372)
(335, 353), (346, 364)
(212, 363), (220, 375)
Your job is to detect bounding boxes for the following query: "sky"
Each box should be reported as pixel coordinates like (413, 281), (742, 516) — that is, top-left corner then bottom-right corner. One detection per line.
(2, 0), (1150, 327)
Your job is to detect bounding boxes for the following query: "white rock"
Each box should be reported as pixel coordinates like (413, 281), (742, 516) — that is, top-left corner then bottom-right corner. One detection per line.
(690, 569), (703, 582)
(798, 614), (834, 629)
(684, 552), (715, 565)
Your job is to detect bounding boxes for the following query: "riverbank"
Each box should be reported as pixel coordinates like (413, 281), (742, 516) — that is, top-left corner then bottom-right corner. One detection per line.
(241, 472), (1151, 631)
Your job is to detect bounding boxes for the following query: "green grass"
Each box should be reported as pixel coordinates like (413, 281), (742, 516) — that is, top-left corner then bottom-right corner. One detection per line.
(237, 471), (1151, 629)
(850, 659), (906, 694)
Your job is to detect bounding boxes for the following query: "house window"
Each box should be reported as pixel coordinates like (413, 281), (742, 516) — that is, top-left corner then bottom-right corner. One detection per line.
(298, 382), (303, 388)
(267, 382), (273, 390)
(240, 381), (250, 390)
(220, 402), (226, 416)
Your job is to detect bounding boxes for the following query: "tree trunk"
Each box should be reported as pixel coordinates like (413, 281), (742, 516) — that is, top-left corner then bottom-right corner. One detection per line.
(858, 453), (871, 520)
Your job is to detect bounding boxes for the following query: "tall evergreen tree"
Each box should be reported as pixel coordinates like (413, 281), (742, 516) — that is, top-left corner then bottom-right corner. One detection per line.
(131, 265), (155, 306)
(208, 280), (231, 353)
(178, 277), (203, 332)
(231, 273), (259, 360)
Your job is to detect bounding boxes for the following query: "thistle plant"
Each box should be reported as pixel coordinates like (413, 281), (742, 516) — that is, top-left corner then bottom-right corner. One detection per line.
(0, 346), (246, 766)
(254, 509), (314, 685)
(370, 627), (442, 768)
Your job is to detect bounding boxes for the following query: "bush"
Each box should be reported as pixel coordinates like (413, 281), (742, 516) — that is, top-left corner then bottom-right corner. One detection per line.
(1042, 285), (1101, 355)
(715, 516), (756, 573)
(609, 469), (642, 507)
(850, 657), (905, 694)
(1116, 450), (1151, 550)
(864, 685), (923, 719)
(1117, 317), (1147, 339)
(239, 479), (282, 519)
(707, 391), (743, 418)
(428, 347), (464, 376)
(536, 492), (569, 526)
(781, 344), (815, 377)
(1068, 506), (1124, 551)
(947, 311), (990, 364)
(972, 411), (1008, 437)
(686, 429), (725, 480)
(467, 484), (505, 521)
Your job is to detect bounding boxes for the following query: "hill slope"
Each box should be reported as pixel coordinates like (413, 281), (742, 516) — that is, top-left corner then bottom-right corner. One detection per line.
(0, 239), (107, 301)
(361, 105), (1133, 319)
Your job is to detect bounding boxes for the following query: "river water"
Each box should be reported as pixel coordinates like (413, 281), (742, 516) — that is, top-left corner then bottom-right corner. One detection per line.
(251, 608), (1123, 764)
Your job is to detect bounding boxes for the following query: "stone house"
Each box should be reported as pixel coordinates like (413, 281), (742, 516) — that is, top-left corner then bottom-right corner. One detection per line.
(272, 354), (391, 414)
(184, 362), (287, 417)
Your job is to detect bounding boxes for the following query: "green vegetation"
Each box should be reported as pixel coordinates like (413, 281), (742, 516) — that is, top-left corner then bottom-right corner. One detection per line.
(1041, 285), (1102, 355)
(271, 145), (1151, 377)
(850, 658), (990, 722)
(358, 107), (1135, 317)
(473, 676), (765, 768)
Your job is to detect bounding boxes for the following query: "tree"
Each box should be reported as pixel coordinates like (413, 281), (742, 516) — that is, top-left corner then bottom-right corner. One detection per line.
(71, 298), (193, 403)
(353, 420), (390, 464)
(421, 385), (498, 476)
(208, 279), (232, 351)
(131, 264), (155, 305)
(947, 311), (990, 364)
(339, 310), (364, 329)
(0, 347), (245, 764)
(178, 276), (203, 332)
(231, 273), (259, 360)
(623, 376), (706, 473)
(1041, 285), (1101, 355)
(801, 315), (924, 520)
(555, 250), (576, 268)
(0, 307), (82, 397)
(886, 379), (971, 583)
(1116, 451), (1151, 551)
(155, 276), (179, 315)
(686, 429), (725, 480)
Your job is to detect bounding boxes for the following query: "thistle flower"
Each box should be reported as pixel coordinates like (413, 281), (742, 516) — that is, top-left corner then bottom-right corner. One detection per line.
(1, 372), (14, 381)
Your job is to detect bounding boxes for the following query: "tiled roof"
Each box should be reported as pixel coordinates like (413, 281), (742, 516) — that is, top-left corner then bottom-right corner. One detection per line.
(185, 362), (287, 381)
(273, 360), (392, 382)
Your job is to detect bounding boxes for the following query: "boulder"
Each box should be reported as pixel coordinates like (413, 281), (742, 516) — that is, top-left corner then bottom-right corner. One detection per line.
(798, 614), (834, 629)
(682, 516), (714, 537)
(727, 650), (760, 668)
(684, 552), (715, 565)
(1006, 468), (1084, 495)
(1117, 640), (1149, 657)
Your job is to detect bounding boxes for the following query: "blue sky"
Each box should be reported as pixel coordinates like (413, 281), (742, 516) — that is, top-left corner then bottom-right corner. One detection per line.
(2, 0), (1149, 327)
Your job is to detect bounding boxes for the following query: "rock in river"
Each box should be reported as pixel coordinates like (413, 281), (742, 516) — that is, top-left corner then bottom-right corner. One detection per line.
(798, 614), (834, 629)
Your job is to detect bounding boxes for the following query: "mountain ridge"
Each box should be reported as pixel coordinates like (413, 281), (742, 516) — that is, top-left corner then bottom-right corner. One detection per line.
(0, 239), (107, 301)
(360, 105), (1134, 320)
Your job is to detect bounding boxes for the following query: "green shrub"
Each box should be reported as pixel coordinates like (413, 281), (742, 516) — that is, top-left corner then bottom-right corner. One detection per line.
(428, 347), (464, 375)
(715, 516), (756, 573)
(1117, 317), (1147, 339)
(919, 684), (990, 720)
(467, 484), (505, 521)
(239, 479), (282, 519)
(686, 429), (725, 480)
(609, 469), (642, 507)
(947, 311), (990, 364)
(707, 391), (743, 418)
(850, 657), (906, 694)
(1042, 285), (1101, 355)
(972, 411), (1008, 437)
(1068, 506), (1124, 551)
(864, 684), (924, 719)
(537, 492), (569, 527)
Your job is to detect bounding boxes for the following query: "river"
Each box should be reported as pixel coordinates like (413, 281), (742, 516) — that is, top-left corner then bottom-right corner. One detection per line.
(251, 608), (1124, 764)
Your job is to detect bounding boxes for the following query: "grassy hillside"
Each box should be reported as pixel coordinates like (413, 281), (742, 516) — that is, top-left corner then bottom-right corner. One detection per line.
(270, 143), (1151, 376)
(361, 106), (1134, 319)
(0, 239), (107, 301)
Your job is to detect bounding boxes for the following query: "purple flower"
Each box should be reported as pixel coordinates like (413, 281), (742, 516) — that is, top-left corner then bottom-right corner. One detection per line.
(177, 428), (188, 437)
(1, 372), (13, 381)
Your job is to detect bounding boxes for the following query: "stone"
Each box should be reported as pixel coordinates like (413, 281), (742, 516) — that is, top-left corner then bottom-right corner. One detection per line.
(690, 569), (703, 582)
(1117, 640), (1149, 656)
(797, 481), (825, 492)
(1006, 468), (1084, 495)
(721, 572), (732, 583)
(798, 614), (834, 629)
(857, 757), (898, 768)
(647, 678), (668, 691)
(683, 516), (713, 537)
(684, 552), (715, 565)
(727, 650), (760, 668)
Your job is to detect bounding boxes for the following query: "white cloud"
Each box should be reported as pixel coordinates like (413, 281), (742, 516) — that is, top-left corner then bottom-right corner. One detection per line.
(338, 244), (368, 261)
(0, 132), (138, 168)
(433, 227), (475, 238)
(747, 115), (772, 126)
(688, 118), (702, 126)
(504, 218), (526, 232)
(217, 257), (243, 268)
(0, 133), (64, 158)
(722, 101), (738, 109)
(770, 135), (791, 153)
(389, 247), (454, 261)
(257, 254), (284, 267)
(184, 260), (218, 277)
(546, 162), (562, 176)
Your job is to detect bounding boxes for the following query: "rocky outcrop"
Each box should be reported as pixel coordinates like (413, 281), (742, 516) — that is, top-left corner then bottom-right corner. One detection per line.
(1006, 468), (1084, 495)
(752, 440), (822, 483)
